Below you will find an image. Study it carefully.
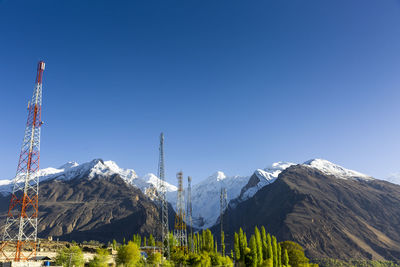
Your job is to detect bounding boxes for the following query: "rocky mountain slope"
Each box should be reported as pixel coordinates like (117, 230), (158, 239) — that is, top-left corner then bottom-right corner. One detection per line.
(1, 157), (399, 261)
(0, 159), (177, 197)
(0, 160), (176, 243)
(216, 164), (400, 261)
(0, 159), (295, 230)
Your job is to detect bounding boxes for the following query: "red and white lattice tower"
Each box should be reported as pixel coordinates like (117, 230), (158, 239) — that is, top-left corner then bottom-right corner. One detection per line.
(0, 61), (45, 262)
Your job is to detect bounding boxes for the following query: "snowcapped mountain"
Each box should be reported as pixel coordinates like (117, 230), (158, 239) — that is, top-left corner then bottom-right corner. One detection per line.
(0, 158), (373, 230)
(167, 171), (249, 229)
(302, 159), (373, 181)
(0, 159), (177, 196)
(239, 161), (295, 201)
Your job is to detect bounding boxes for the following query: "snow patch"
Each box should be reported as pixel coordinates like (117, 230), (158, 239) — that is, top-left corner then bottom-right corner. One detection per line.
(240, 161), (295, 200)
(302, 159), (373, 181)
(0, 159), (176, 196)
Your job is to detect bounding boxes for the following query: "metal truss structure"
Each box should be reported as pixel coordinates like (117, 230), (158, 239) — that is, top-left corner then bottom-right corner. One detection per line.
(220, 187), (227, 255)
(0, 61), (45, 261)
(157, 133), (170, 259)
(174, 172), (187, 252)
(186, 176), (194, 252)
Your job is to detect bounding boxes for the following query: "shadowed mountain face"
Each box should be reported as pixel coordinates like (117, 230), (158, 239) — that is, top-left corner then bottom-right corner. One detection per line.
(218, 165), (400, 261)
(0, 175), (174, 243)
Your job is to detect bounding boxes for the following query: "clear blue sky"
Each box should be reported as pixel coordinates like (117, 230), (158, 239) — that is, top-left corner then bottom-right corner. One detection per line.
(1, 0), (400, 185)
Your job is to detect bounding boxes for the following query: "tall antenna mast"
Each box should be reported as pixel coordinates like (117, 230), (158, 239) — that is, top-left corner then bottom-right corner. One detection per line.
(187, 176), (194, 252)
(174, 172), (187, 252)
(220, 187), (227, 256)
(1, 61), (45, 261)
(157, 133), (170, 259)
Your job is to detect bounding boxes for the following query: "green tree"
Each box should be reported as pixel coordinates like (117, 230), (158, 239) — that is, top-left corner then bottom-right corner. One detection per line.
(187, 251), (211, 267)
(143, 237), (147, 247)
(55, 245), (85, 267)
(234, 232), (241, 262)
(132, 234), (141, 247)
(116, 241), (142, 267)
(267, 234), (273, 260)
(169, 232), (177, 256)
(112, 239), (117, 250)
(278, 243), (282, 267)
(255, 226), (263, 265)
(149, 234), (155, 247)
(210, 252), (234, 267)
(261, 226), (268, 261)
(283, 249), (289, 267)
(202, 229), (214, 252)
(88, 248), (110, 267)
(239, 228), (245, 262)
(272, 236), (278, 267)
(244, 232), (248, 249)
(250, 235), (258, 267)
(147, 252), (162, 265)
(279, 241), (309, 267)
(221, 231), (226, 256)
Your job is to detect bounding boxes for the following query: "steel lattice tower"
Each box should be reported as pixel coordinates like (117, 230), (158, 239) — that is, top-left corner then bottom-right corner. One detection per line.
(186, 176), (194, 252)
(174, 172), (187, 251)
(157, 133), (170, 259)
(220, 187), (227, 255)
(0, 61), (45, 261)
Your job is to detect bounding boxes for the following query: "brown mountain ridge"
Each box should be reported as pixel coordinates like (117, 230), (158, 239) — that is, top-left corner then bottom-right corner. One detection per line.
(216, 165), (400, 261)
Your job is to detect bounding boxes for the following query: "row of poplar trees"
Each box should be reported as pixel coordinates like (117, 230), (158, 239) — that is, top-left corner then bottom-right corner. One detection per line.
(233, 226), (317, 267)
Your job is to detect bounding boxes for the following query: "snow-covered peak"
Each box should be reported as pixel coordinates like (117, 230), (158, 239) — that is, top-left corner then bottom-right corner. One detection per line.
(208, 171), (227, 181)
(240, 161), (295, 201)
(0, 159), (178, 196)
(142, 173), (178, 192)
(167, 171), (249, 229)
(302, 159), (373, 181)
(58, 161), (79, 169)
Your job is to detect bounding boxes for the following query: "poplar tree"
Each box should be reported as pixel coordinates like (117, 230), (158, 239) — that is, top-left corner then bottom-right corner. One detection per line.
(193, 233), (198, 253)
(234, 232), (240, 262)
(267, 233), (273, 260)
(278, 243), (282, 267)
(203, 229), (214, 252)
(143, 237), (147, 247)
(149, 234), (155, 247)
(255, 226), (263, 265)
(272, 236), (278, 267)
(239, 228), (245, 261)
(221, 231), (226, 256)
(249, 235), (258, 267)
(261, 226), (268, 260)
(283, 249), (289, 267)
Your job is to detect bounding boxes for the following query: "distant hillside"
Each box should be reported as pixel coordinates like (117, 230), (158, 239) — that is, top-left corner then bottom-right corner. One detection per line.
(215, 165), (400, 261)
(0, 173), (175, 243)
